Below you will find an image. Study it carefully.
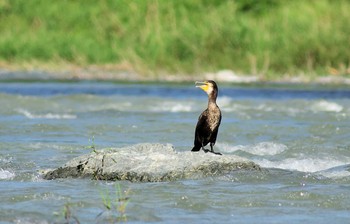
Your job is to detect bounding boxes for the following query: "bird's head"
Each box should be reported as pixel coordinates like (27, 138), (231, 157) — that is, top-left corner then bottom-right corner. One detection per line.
(195, 80), (218, 96)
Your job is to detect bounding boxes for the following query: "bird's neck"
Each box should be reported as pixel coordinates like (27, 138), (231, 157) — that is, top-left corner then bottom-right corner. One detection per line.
(207, 94), (218, 109)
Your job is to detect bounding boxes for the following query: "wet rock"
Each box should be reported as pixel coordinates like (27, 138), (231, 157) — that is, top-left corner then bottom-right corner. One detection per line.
(43, 143), (261, 182)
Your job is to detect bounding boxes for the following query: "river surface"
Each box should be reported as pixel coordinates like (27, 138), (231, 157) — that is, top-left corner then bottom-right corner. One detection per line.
(0, 81), (350, 223)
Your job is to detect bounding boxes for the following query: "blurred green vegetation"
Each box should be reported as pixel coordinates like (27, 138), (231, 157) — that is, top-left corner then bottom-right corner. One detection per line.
(0, 0), (349, 78)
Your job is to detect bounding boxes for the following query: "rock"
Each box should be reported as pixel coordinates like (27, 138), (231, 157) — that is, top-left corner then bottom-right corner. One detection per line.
(43, 143), (262, 182)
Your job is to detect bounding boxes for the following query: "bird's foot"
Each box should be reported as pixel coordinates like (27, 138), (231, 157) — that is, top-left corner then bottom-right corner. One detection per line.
(211, 151), (222, 155)
(202, 148), (222, 155)
(202, 148), (210, 153)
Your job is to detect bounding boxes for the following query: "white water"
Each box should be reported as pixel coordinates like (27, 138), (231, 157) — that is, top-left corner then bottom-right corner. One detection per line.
(0, 169), (15, 180)
(16, 108), (77, 119)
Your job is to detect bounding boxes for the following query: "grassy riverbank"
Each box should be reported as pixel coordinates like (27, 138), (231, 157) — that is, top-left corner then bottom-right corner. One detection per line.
(0, 0), (349, 79)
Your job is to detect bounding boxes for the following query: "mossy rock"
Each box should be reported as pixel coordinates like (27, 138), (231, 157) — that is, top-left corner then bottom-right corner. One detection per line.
(43, 143), (262, 182)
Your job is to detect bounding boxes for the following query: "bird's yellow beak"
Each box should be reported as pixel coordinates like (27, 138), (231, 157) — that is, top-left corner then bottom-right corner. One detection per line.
(195, 81), (209, 92)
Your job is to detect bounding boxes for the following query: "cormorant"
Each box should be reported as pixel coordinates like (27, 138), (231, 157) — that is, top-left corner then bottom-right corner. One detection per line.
(191, 80), (222, 155)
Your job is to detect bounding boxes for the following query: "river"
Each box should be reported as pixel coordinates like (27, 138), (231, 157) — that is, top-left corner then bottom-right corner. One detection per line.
(0, 81), (350, 223)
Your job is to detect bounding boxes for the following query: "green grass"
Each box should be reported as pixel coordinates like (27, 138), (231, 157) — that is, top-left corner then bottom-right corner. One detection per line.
(99, 183), (130, 222)
(0, 0), (350, 78)
(55, 183), (130, 223)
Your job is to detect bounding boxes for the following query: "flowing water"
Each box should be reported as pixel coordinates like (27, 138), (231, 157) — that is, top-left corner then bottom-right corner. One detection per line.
(0, 81), (350, 223)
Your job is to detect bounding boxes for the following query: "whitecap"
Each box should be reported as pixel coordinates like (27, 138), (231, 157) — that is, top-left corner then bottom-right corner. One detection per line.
(16, 109), (77, 119)
(152, 102), (193, 112)
(319, 170), (350, 179)
(315, 164), (350, 179)
(220, 103), (248, 113)
(218, 142), (288, 156)
(255, 158), (348, 173)
(311, 100), (343, 113)
(256, 104), (274, 112)
(85, 102), (132, 112)
(0, 169), (15, 180)
(168, 104), (192, 112)
(217, 96), (232, 107)
(0, 156), (13, 163)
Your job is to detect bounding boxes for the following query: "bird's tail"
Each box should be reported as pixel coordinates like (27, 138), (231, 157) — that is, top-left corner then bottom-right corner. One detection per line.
(191, 145), (201, 152)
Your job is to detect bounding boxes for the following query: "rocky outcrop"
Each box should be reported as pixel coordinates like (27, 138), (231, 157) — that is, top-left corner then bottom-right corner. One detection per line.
(43, 143), (261, 182)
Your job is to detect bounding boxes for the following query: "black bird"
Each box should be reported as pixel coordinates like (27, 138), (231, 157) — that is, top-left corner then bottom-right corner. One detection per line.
(191, 80), (222, 155)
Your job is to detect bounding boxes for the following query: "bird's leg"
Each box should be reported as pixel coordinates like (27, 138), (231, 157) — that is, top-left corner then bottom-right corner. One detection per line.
(209, 143), (222, 155)
(201, 143), (210, 153)
(210, 143), (214, 152)
(202, 146), (210, 153)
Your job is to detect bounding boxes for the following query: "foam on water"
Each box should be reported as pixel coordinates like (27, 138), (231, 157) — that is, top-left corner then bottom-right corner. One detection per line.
(153, 101), (194, 112)
(0, 169), (15, 180)
(16, 109), (77, 119)
(219, 142), (350, 178)
(218, 98), (346, 117)
(218, 142), (288, 156)
(217, 96), (232, 107)
(316, 164), (350, 179)
(310, 100), (343, 113)
(255, 157), (349, 173)
(319, 169), (350, 179)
